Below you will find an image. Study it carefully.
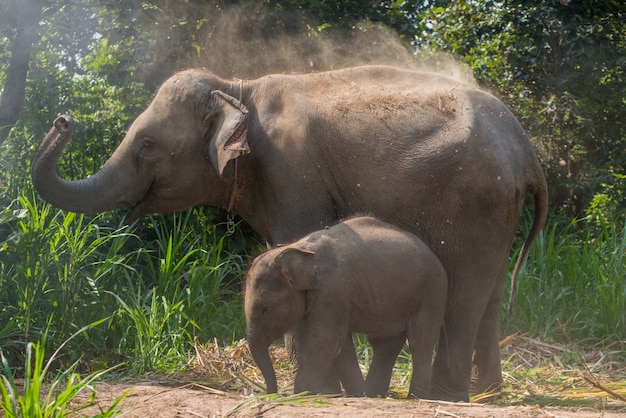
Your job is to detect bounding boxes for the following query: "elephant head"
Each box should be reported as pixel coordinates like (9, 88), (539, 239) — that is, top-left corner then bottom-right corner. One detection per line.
(31, 70), (250, 223)
(244, 247), (316, 393)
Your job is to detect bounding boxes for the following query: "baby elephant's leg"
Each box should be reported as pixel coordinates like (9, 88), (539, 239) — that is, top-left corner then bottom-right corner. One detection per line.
(407, 310), (441, 399)
(366, 334), (406, 397)
(333, 333), (365, 396)
(292, 321), (345, 395)
(286, 330), (342, 392)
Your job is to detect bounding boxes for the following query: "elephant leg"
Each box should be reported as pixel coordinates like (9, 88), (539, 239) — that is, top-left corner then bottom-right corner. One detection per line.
(430, 313), (476, 401)
(291, 321), (345, 395)
(429, 220), (514, 403)
(320, 372), (343, 395)
(430, 265), (496, 402)
(287, 326), (343, 394)
(294, 362), (336, 394)
(407, 314), (442, 399)
(470, 260), (508, 396)
(365, 334), (405, 397)
(334, 333), (365, 396)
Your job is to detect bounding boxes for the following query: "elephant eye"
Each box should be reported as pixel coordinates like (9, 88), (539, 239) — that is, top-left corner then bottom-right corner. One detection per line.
(139, 137), (158, 158)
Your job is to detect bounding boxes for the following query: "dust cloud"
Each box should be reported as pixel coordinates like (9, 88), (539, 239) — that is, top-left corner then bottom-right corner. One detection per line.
(161, 2), (476, 86)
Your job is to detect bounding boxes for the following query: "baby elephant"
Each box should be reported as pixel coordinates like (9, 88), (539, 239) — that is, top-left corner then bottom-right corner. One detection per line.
(244, 216), (447, 399)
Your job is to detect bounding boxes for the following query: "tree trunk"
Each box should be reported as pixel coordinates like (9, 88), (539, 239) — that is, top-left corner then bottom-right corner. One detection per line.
(0, 0), (44, 146)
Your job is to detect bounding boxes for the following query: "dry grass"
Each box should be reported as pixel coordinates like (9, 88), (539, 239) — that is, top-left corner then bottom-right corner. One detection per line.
(188, 337), (294, 395)
(180, 334), (626, 411)
(494, 333), (626, 408)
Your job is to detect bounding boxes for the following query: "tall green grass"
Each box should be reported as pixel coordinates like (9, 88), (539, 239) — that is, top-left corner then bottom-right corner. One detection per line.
(139, 209), (247, 344)
(0, 191), (248, 375)
(502, 217), (626, 348)
(3, 188), (623, 387)
(107, 210), (247, 373)
(0, 193), (137, 352)
(0, 321), (128, 418)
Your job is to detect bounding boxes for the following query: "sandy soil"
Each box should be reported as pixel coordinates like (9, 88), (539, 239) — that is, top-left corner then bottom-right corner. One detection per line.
(71, 382), (625, 418)
(68, 336), (626, 417)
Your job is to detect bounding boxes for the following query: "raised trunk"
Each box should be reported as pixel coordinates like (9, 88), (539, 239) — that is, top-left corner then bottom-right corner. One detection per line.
(248, 339), (278, 394)
(31, 116), (141, 215)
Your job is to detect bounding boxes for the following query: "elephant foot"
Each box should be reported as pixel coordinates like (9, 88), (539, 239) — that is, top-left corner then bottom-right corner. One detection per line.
(316, 375), (343, 396)
(429, 378), (470, 402)
(469, 364), (503, 398)
(469, 379), (502, 399)
(429, 390), (469, 403)
(407, 388), (430, 401)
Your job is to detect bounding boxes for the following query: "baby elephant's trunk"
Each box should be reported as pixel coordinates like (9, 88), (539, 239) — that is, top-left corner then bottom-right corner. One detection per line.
(249, 340), (278, 393)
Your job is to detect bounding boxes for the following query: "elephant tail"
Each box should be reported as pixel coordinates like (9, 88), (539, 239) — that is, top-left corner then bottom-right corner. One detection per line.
(507, 180), (549, 315)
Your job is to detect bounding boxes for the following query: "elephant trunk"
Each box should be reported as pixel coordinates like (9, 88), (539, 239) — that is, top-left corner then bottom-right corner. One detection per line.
(31, 116), (143, 215)
(248, 338), (278, 394)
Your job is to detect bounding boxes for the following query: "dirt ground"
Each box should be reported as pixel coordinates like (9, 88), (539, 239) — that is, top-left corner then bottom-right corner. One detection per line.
(70, 336), (626, 417)
(72, 382), (625, 418)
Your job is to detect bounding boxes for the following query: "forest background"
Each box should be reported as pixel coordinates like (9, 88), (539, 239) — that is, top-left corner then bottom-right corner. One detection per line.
(0, 0), (624, 396)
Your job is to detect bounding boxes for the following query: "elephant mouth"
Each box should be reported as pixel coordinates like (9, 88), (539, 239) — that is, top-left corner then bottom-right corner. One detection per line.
(125, 179), (156, 224)
(125, 179), (197, 225)
(126, 191), (158, 224)
(126, 204), (144, 225)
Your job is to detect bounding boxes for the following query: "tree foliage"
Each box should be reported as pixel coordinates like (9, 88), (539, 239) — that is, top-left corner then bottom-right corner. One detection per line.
(412, 0), (626, 217)
(0, 0), (625, 373)
(2, 0), (624, 218)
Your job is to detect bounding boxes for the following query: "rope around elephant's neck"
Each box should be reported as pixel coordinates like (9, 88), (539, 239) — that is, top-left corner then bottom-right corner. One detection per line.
(226, 157), (239, 214)
(225, 80), (245, 234)
(225, 158), (238, 235)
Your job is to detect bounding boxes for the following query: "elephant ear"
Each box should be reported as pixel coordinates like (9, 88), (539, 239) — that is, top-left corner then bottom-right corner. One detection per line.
(207, 90), (250, 176)
(273, 248), (317, 291)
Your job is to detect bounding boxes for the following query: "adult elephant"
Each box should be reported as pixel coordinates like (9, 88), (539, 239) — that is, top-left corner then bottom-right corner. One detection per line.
(32, 65), (548, 401)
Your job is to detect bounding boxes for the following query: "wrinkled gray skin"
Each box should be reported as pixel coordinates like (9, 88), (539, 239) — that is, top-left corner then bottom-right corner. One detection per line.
(244, 216), (448, 398)
(32, 65), (548, 401)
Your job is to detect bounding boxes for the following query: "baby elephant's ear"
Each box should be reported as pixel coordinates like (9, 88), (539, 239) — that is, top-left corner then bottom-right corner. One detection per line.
(273, 248), (317, 291)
